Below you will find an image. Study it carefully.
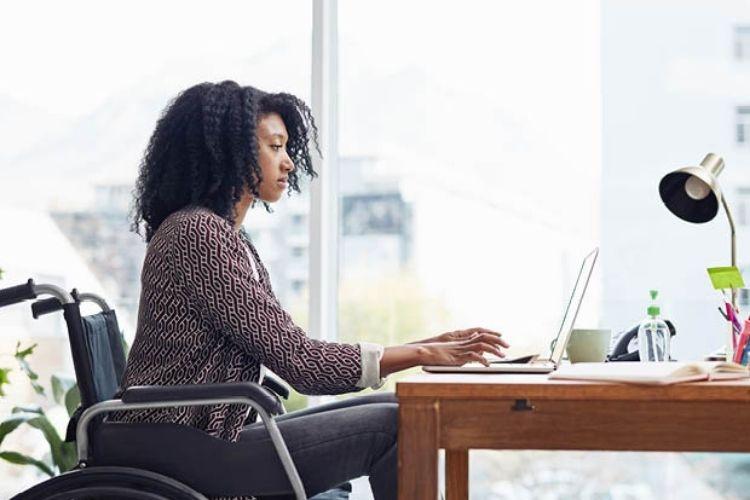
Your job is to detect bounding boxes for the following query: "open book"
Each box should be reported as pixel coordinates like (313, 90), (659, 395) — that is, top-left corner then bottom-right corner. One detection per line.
(548, 361), (750, 385)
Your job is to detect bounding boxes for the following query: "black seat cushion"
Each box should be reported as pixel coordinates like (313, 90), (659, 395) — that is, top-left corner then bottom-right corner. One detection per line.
(93, 422), (293, 497)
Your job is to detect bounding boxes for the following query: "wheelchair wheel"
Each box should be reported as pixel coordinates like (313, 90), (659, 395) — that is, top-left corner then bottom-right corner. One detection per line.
(12, 466), (207, 500)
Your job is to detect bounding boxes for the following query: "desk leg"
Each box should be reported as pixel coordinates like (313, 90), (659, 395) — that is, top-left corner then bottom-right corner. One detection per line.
(398, 399), (438, 500)
(446, 449), (468, 500)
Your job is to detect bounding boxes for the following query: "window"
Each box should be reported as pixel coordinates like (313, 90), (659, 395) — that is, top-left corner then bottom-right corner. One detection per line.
(600, 2), (750, 497)
(1, 1), (311, 337)
(333, 0), (750, 498)
(337, 0), (601, 363)
(0, 2), (312, 493)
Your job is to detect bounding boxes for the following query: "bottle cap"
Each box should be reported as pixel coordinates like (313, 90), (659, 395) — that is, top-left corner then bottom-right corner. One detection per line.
(648, 290), (660, 317)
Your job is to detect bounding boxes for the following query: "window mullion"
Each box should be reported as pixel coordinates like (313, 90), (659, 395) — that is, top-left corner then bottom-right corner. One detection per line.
(309, 0), (339, 345)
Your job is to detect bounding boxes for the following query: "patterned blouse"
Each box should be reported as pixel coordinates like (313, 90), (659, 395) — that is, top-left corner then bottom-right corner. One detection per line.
(111, 205), (368, 442)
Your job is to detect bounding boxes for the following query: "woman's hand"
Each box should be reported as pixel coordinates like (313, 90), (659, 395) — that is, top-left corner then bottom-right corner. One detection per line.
(415, 331), (509, 367)
(379, 328), (511, 377)
(412, 327), (507, 347)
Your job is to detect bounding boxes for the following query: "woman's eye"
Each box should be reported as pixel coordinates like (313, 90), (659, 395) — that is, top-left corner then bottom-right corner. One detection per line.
(271, 144), (282, 150)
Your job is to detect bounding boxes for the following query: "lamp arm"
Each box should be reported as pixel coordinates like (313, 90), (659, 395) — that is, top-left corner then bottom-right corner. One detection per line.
(721, 194), (738, 311)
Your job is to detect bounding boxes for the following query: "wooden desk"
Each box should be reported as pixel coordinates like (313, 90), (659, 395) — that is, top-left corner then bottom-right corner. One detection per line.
(396, 373), (750, 500)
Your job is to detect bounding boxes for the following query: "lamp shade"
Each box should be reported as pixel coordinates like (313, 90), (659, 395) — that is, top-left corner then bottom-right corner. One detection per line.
(658, 153), (725, 223)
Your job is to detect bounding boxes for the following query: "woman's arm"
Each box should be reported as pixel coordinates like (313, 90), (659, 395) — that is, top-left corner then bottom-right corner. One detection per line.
(380, 332), (509, 378)
(170, 212), (363, 395)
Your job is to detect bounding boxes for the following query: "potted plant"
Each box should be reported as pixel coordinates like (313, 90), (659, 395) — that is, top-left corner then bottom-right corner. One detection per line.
(0, 266), (80, 477)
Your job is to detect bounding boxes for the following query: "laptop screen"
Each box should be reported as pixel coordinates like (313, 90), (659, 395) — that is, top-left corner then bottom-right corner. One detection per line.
(548, 248), (599, 364)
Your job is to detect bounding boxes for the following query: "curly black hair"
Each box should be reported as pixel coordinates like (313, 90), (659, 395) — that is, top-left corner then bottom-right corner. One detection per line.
(129, 80), (320, 242)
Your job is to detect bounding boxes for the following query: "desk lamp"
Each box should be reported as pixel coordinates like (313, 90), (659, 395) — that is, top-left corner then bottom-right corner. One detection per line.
(658, 152), (737, 358)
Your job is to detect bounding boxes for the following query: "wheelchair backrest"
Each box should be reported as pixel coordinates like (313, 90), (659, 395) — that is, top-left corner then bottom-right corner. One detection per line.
(79, 309), (128, 404)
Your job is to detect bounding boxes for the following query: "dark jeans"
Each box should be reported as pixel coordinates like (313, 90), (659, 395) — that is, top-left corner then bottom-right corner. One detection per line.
(239, 392), (398, 500)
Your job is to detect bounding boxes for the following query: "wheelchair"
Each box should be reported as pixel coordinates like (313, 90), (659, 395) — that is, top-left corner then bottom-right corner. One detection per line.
(0, 278), (311, 499)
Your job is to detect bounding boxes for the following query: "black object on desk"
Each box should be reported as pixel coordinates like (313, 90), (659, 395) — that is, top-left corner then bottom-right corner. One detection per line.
(608, 319), (676, 362)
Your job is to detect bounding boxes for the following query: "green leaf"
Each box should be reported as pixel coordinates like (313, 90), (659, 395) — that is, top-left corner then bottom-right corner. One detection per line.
(14, 342), (45, 396)
(64, 385), (81, 418)
(0, 367), (10, 397)
(0, 411), (77, 472)
(14, 341), (36, 360)
(0, 413), (38, 447)
(0, 450), (54, 477)
(3, 407), (67, 473)
(12, 405), (42, 415)
(51, 374), (76, 406)
(25, 414), (65, 473)
(58, 441), (77, 473)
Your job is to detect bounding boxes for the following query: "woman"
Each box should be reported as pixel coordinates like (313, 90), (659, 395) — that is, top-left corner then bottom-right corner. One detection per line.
(117, 80), (508, 499)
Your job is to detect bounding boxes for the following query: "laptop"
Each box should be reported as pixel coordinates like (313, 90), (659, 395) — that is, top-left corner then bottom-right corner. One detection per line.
(423, 247), (599, 374)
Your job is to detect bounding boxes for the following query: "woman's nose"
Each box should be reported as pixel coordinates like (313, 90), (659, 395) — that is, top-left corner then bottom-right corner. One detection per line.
(282, 155), (295, 173)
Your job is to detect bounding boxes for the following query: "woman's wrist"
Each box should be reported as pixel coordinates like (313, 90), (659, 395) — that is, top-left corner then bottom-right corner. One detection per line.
(407, 336), (437, 345)
(380, 344), (429, 378)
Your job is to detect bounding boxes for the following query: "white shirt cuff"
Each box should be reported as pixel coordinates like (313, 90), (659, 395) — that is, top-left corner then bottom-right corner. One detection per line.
(356, 342), (386, 389)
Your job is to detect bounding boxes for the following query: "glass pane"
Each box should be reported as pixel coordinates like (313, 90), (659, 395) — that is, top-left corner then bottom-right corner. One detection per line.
(339, 0), (749, 498)
(602, 2), (750, 496)
(338, 0), (601, 373)
(0, 0), (310, 493)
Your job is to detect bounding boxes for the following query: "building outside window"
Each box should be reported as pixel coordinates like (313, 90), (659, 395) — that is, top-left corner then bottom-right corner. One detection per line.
(734, 25), (750, 61)
(736, 106), (750, 145)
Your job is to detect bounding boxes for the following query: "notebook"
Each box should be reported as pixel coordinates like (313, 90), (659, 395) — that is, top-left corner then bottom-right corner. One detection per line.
(548, 361), (750, 385)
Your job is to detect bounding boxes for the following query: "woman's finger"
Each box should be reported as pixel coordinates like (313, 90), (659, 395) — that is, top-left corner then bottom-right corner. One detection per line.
(459, 332), (483, 344)
(457, 351), (489, 367)
(465, 332), (510, 349)
(465, 327), (503, 337)
(466, 342), (505, 358)
(459, 328), (507, 344)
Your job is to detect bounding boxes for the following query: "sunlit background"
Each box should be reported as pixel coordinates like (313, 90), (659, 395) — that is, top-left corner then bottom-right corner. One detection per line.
(1, 0), (749, 498)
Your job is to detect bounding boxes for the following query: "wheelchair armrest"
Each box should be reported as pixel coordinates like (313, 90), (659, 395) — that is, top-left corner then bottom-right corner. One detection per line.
(262, 373), (290, 400)
(121, 382), (283, 416)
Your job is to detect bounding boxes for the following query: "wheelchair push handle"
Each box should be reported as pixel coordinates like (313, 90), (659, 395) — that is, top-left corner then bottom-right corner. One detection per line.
(0, 279), (75, 310)
(0, 279), (37, 308)
(31, 290), (110, 318)
(31, 297), (64, 318)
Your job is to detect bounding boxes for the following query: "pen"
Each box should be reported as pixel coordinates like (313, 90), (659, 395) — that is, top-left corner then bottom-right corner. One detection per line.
(725, 302), (743, 348)
(718, 306), (729, 321)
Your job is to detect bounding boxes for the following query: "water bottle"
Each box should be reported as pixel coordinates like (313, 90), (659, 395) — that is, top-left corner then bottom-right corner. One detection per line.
(637, 290), (670, 362)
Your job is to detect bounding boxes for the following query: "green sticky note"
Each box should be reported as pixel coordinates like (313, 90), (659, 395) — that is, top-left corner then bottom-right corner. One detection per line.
(707, 266), (745, 290)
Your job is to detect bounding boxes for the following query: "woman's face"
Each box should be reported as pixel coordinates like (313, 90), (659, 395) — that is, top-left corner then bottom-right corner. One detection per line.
(252, 112), (295, 203)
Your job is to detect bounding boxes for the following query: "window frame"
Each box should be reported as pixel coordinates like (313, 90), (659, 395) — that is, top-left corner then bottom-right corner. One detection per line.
(308, 0), (340, 343)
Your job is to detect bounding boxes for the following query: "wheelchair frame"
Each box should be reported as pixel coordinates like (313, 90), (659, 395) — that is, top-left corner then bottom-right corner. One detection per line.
(0, 278), (307, 500)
